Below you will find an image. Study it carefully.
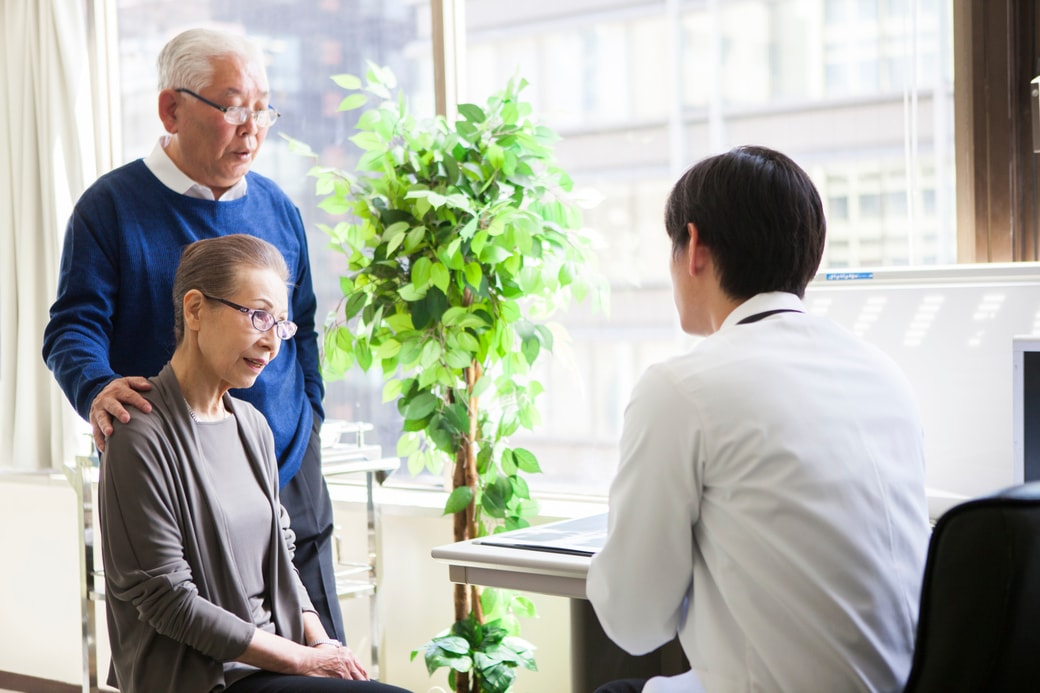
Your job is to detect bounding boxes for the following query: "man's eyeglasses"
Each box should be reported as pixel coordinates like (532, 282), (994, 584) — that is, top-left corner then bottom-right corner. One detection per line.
(176, 88), (280, 128)
(202, 294), (297, 340)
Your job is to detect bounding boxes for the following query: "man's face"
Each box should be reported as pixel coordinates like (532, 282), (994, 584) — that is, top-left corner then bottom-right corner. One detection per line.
(171, 55), (270, 195)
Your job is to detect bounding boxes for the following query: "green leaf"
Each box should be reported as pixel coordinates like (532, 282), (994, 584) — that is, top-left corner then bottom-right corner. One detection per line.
(411, 256), (433, 289)
(482, 476), (512, 519)
(480, 588), (504, 621)
(385, 312), (414, 332)
(441, 306), (468, 326)
(442, 400), (471, 434)
(342, 291), (367, 322)
(397, 338), (423, 366)
(398, 283), (426, 302)
(503, 515), (529, 533)
(420, 340), (443, 368)
(444, 485), (474, 515)
(382, 378), (403, 403)
(511, 595), (537, 619)
(318, 195), (352, 215)
(512, 447), (541, 473)
(338, 93), (368, 111)
(502, 636), (538, 670)
(471, 229), (488, 257)
(396, 431), (420, 456)
(458, 103), (487, 123)
(280, 133), (317, 158)
(403, 392), (440, 420)
(412, 287), (448, 329)
(455, 331), (480, 353)
(471, 375), (491, 403)
(510, 474), (530, 500)
(432, 634), (472, 656)
(331, 73), (362, 89)
(430, 262), (450, 293)
(385, 227), (407, 255)
(446, 347), (474, 369)
(459, 217), (479, 241)
(464, 261), (483, 289)
(501, 449), (517, 476)
(407, 449), (426, 476)
(355, 340), (373, 370)
(499, 301), (521, 324)
(520, 334), (540, 365)
(404, 224), (427, 252)
(535, 323), (554, 352)
(373, 339), (401, 359)
(477, 662), (516, 693)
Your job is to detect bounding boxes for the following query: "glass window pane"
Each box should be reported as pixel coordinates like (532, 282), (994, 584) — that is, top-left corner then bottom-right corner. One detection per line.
(114, 0), (430, 467)
(463, 0), (955, 494)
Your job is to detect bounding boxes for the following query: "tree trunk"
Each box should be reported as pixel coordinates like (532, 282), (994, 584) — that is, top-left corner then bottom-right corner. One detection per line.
(453, 360), (484, 693)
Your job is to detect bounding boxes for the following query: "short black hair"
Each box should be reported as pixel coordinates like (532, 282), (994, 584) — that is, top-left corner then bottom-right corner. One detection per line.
(664, 145), (826, 299)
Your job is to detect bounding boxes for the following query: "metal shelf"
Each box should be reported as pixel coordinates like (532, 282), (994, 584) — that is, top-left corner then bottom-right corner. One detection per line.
(320, 420), (400, 681)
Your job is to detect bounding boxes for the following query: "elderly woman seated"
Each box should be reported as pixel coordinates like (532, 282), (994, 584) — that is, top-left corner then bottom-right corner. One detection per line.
(99, 234), (412, 693)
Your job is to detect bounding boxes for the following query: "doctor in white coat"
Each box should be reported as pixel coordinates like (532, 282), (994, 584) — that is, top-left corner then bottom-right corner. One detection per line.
(586, 146), (931, 693)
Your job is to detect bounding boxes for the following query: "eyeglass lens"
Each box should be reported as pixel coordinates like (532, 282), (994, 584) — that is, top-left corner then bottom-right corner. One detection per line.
(223, 107), (279, 127)
(248, 310), (296, 340)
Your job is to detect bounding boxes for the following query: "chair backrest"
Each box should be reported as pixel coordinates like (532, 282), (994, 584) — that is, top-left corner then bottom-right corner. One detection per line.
(903, 482), (1040, 692)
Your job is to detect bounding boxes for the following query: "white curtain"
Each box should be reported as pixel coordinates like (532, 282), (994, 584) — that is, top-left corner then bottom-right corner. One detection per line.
(1, 1), (100, 471)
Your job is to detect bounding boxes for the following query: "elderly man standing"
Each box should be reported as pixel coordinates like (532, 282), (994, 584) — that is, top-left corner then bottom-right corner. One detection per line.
(43, 28), (345, 643)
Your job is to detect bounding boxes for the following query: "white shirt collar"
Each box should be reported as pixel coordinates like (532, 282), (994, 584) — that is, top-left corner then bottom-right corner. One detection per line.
(720, 291), (806, 330)
(142, 135), (248, 201)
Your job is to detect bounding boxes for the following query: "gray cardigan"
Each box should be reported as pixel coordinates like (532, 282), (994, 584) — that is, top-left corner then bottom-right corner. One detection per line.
(99, 363), (314, 692)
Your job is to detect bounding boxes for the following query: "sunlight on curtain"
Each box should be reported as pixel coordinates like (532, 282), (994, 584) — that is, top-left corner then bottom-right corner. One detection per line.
(0, 1), (98, 471)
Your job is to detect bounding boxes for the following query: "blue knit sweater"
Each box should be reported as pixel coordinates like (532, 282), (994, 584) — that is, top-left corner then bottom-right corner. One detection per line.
(43, 160), (324, 486)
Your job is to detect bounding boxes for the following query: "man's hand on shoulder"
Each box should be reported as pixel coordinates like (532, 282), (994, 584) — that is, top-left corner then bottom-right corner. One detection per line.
(91, 377), (153, 452)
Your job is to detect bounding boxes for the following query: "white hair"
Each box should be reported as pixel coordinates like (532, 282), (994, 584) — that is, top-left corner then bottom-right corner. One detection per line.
(156, 28), (267, 92)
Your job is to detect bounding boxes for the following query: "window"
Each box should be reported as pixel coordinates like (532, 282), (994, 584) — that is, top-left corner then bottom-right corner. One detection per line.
(113, 0), (430, 451)
(463, 0), (955, 494)
(107, 0), (957, 497)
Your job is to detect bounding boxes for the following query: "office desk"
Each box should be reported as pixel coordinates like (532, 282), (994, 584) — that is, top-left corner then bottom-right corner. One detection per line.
(432, 531), (594, 600)
(432, 515), (687, 692)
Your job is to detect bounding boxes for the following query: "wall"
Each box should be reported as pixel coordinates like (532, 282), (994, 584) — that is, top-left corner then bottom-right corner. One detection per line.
(0, 473), (84, 684)
(804, 262), (1040, 498)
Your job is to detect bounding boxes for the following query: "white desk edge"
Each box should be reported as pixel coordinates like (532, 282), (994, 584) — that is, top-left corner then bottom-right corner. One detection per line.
(431, 539), (592, 600)
(431, 487), (969, 603)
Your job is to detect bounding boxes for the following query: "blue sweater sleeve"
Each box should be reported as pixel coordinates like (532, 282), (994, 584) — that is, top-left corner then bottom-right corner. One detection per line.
(42, 188), (124, 420)
(287, 205), (325, 421)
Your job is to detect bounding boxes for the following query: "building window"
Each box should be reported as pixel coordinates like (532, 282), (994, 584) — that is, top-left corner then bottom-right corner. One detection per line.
(107, 0), (956, 496)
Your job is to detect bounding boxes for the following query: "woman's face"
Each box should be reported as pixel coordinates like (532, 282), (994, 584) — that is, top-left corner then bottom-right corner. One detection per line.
(196, 266), (288, 392)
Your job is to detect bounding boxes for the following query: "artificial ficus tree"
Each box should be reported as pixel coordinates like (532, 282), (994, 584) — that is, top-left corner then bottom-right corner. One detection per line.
(288, 63), (601, 692)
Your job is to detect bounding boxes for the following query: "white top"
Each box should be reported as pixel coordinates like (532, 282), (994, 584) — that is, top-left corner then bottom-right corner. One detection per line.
(587, 292), (931, 693)
(143, 136), (248, 201)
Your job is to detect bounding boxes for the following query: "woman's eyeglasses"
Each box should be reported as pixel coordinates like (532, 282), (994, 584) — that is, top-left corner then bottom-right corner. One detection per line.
(202, 294), (297, 340)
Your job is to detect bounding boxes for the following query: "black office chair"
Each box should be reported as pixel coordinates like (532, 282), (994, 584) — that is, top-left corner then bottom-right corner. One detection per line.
(903, 482), (1040, 692)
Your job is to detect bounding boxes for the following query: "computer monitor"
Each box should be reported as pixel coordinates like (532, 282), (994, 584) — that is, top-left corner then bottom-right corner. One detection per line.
(1012, 336), (1040, 484)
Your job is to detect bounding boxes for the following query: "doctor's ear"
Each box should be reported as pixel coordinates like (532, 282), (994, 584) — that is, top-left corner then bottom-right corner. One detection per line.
(686, 222), (712, 274)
